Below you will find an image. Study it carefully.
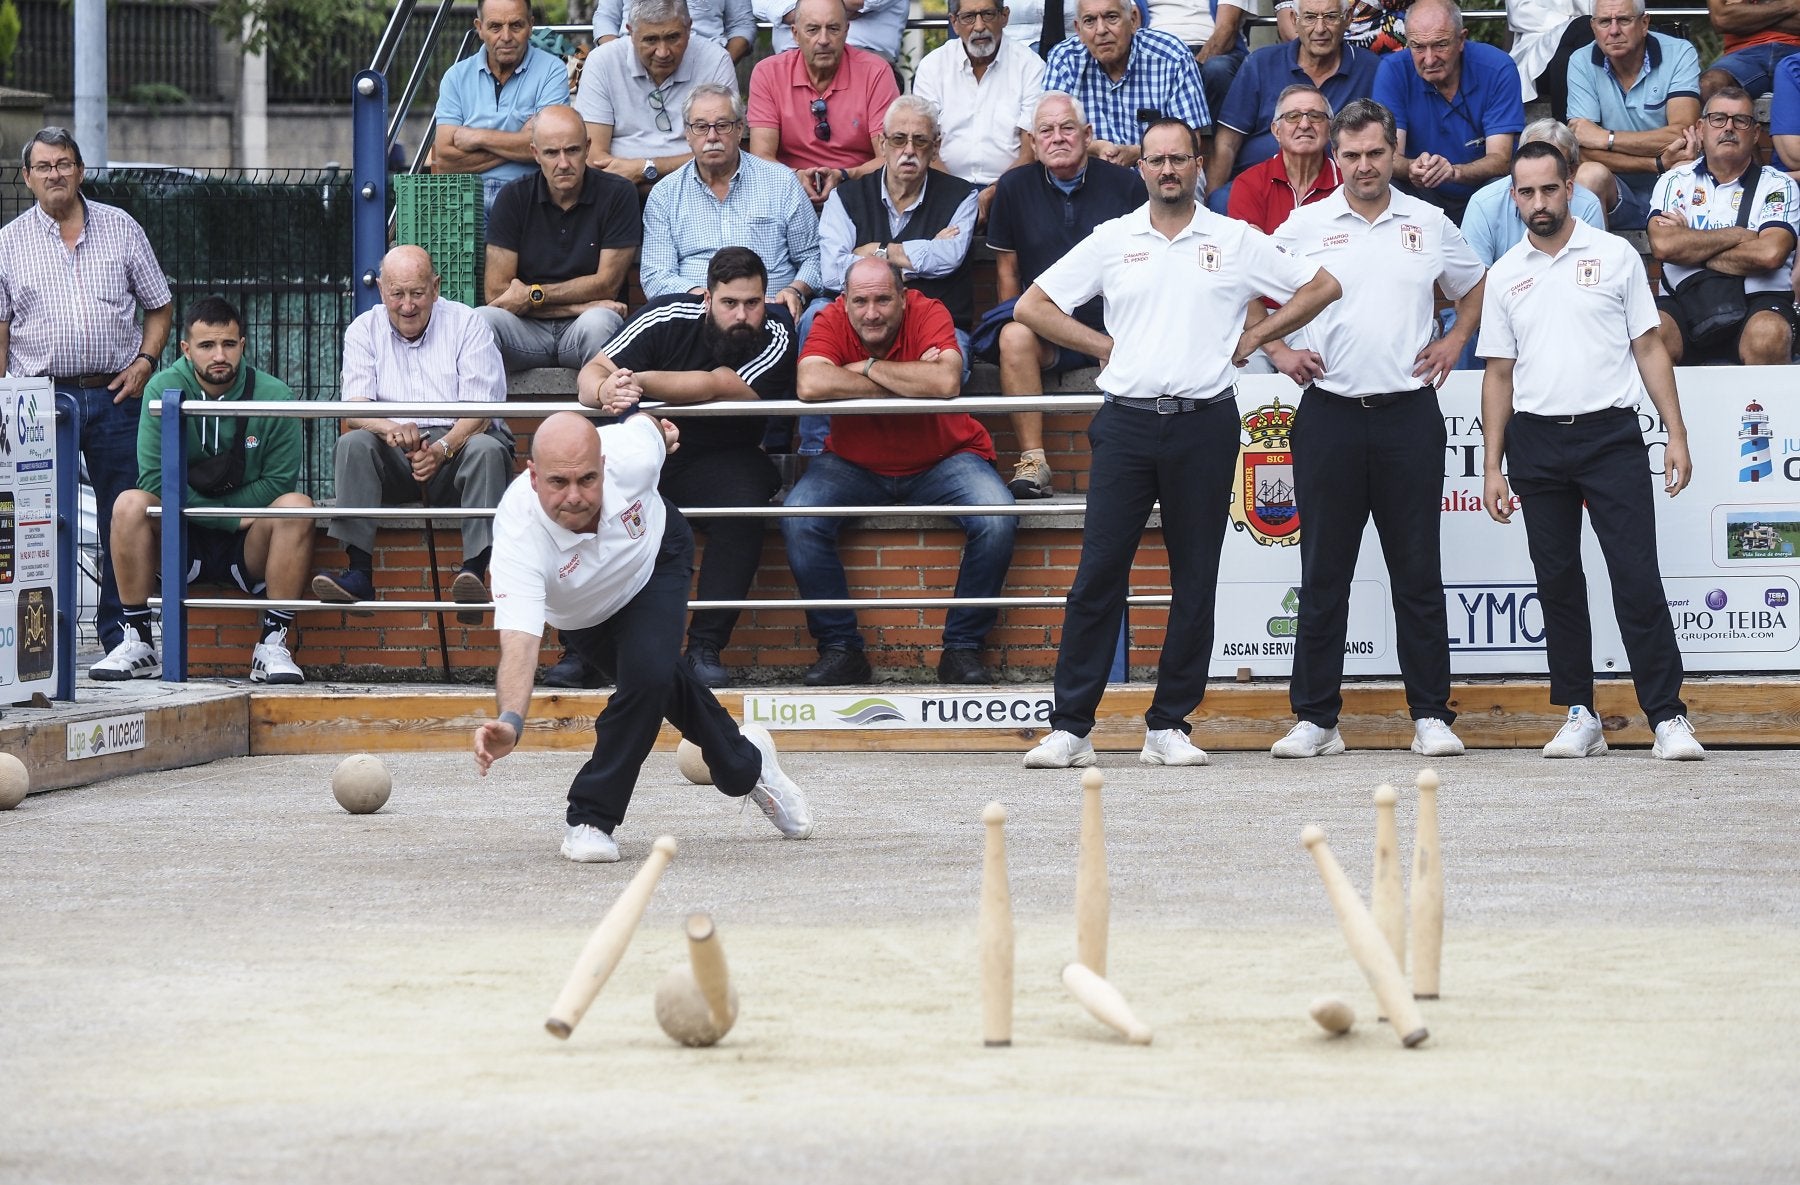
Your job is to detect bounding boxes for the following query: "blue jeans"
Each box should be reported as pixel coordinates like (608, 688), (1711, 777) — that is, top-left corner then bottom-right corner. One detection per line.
(781, 450), (1017, 652)
(63, 383), (142, 651)
(1709, 42), (1800, 95)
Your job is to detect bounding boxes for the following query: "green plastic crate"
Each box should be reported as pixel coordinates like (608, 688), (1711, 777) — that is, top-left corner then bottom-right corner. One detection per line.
(394, 174), (485, 306)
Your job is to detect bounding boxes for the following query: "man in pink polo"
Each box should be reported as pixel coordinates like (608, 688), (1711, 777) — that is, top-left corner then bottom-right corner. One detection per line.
(748, 0), (898, 205)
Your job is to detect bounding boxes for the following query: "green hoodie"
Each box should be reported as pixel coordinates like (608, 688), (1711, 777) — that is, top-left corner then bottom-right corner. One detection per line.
(136, 356), (304, 534)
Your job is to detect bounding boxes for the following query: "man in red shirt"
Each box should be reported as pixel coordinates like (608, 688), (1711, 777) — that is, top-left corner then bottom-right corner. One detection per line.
(1226, 82), (1342, 234)
(785, 257), (1017, 685)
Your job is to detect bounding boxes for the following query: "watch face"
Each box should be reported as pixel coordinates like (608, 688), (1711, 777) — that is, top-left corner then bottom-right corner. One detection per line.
(644, 163), (658, 181)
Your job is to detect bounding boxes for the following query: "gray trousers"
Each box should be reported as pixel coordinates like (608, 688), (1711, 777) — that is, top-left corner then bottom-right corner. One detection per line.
(328, 425), (514, 559)
(475, 305), (624, 370)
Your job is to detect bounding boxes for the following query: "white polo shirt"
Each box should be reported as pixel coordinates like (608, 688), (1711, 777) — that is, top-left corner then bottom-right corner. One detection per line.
(1476, 217), (1658, 416)
(1034, 203), (1321, 399)
(489, 415), (669, 636)
(1275, 187), (1485, 397)
(910, 36), (1045, 187)
(1649, 157), (1800, 296)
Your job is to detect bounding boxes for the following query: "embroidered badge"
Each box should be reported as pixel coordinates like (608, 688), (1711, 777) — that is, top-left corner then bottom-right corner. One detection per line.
(1400, 224), (1423, 253)
(1693, 185), (1707, 205)
(1198, 243), (1222, 271)
(1576, 258), (1601, 286)
(1124, 251), (1150, 264)
(1322, 233), (1350, 249)
(1508, 277), (1535, 297)
(558, 554), (581, 579)
(619, 498), (646, 539)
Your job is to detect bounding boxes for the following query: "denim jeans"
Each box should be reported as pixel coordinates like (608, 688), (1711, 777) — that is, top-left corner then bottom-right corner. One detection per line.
(63, 383), (142, 651)
(781, 449), (1016, 652)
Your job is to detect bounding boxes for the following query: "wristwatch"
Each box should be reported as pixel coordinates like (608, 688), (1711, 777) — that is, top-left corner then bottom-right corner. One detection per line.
(528, 283), (546, 306)
(643, 161), (660, 182)
(873, 243), (890, 260)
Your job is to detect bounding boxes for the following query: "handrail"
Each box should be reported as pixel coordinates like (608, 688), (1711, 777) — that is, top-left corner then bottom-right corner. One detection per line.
(149, 394), (1109, 418)
(163, 593), (1177, 613)
(151, 503), (1097, 519)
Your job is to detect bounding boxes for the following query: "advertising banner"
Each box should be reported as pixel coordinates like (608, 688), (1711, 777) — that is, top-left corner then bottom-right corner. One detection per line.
(0, 378), (59, 700)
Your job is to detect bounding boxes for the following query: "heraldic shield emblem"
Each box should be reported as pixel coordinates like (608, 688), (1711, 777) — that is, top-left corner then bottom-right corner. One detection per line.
(1230, 397), (1300, 546)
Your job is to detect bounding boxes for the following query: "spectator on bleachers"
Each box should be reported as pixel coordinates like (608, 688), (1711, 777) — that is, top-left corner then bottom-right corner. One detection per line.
(91, 296), (316, 685)
(748, 0), (900, 206)
(786, 259), (1017, 686)
(1649, 87), (1800, 365)
(592, 0), (756, 61)
(477, 106), (640, 371)
(574, 248), (797, 689)
(817, 97), (981, 345)
(1461, 119), (1608, 266)
(982, 91), (1146, 499)
(573, 0), (739, 196)
(1042, 0), (1212, 167)
(1207, 0), (1379, 212)
(1226, 84), (1342, 233)
(431, 0), (570, 210)
(1565, 0), (1700, 232)
(1005, 0), (1078, 55)
(314, 246), (516, 618)
(754, 0), (909, 60)
(1701, 0), (1800, 101)
(1767, 50), (1800, 180)
(641, 84), (822, 322)
(911, 0), (1045, 220)
(1278, 0), (1407, 50)
(1506, 0), (1593, 118)
(1145, 0), (1255, 119)
(1371, 0), (1525, 223)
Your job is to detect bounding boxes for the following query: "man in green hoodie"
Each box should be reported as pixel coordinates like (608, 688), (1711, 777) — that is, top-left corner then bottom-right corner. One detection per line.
(90, 296), (319, 682)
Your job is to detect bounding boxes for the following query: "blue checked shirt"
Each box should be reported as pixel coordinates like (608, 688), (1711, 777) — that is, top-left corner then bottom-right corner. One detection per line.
(1041, 29), (1212, 146)
(640, 151), (824, 299)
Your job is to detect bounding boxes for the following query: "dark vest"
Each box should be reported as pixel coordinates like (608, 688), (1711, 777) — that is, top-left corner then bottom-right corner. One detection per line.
(829, 169), (978, 329)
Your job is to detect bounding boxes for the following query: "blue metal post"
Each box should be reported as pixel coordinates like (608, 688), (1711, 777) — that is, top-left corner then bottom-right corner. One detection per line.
(352, 69), (390, 316)
(159, 388), (190, 682)
(53, 393), (80, 702)
(1109, 609), (1128, 683)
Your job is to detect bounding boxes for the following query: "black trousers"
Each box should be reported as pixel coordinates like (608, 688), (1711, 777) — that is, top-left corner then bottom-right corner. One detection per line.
(561, 505), (762, 832)
(1290, 387), (1454, 727)
(1505, 408), (1686, 726)
(659, 444), (782, 652)
(1051, 399), (1239, 736)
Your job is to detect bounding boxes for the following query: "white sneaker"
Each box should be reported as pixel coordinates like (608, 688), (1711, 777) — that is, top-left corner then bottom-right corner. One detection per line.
(1023, 729), (1097, 769)
(90, 637), (160, 681)
(1652, 715), (1705, 761)
(1543, 706), (1607, 758)
(1411, 717), (1465, 758)
(561, 824), (620, 863)
(1141, 728), (1210, 766)
(1272, 720), (1346, 759)
(741, 724), (815, 839)
(250, 627), (305, 685)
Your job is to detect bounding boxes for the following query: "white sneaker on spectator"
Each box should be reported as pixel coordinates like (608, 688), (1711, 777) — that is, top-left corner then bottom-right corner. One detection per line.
(90, 637), (160, 681)
(561, 824), (620, 863)
(1543, 706), (1607, 758)
(1023, 729), (1097, 769)
(1652, 715), (1705, 761)
(1272, 721), (1345, 758)
(741, 724), (815, 839)
(1141, 728), (1209, 766)
(250, 627), (305, 685)
(1411, 717), (1465, 758)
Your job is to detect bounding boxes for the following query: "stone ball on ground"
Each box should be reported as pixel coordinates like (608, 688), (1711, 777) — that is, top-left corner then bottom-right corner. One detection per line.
(675, 739), (713, 786)
(331, 754), (392, 814)
(654, 965), (738, 1047)
(1309, 996), (1355, 1035)
(0, 753), (28, 809)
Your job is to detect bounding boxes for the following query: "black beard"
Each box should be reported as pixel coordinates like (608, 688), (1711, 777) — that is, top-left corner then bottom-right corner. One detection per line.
(704, 317), (767, 367)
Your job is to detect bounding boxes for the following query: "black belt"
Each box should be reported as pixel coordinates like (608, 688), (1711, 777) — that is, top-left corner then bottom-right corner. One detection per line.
(1104, 386), (1236, 414)
(1513, 407), (1636, 426)
(51, 373), (116, 389)
(1308, 384), (1433, 409)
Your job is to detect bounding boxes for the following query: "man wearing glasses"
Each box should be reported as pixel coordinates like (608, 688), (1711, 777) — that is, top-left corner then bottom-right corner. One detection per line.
(1207, 0), (1378, 212)
(1648, 87), (1800, 366)
(573, 0), (738, 197)
(1371, 0), (1524, 223)
(0, 127), (173, 662)
(432, 0), (569, 212)
(1042, 0), (1211, 168)
(1015, 119), (1341, 769)
(1226, 85), (1343, 233)
(912, 0), (1045, 223)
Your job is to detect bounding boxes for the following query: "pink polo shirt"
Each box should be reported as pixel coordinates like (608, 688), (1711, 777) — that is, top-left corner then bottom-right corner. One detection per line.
(747, 46), (898, 173)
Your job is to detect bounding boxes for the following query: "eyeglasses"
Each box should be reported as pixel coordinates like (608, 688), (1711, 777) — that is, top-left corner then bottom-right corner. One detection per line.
(1702, 112), (1756, 129)
(1405, 38), (1456, 54)
(648, 87), (673, 134)
(1296, 10), (1344, 25)
(884, 132), (934, 151)
(1140, 153), (1195, 169)
(952, 7), (1003, 26)
(1276, 110), (1330, 126)
(26, 160), (78, 178)
(686, 118), (743, 136)
(810, 97), (832, 142)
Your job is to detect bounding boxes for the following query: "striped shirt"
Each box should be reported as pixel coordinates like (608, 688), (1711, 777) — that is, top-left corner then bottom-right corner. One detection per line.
(640, 152), (824, 299)
(1041, 29), (1212, 147)
(0, 199), (173, 378)
(340, 297), (507, 428)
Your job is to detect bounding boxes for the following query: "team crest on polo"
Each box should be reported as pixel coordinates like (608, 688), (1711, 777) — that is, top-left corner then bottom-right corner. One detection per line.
(619, 498), (646, 539)
(1576, 258), (1601, 286)
(1198, 243), (1222, 271)
(1400, 224), (1423, 253)
(1230, 398), (1300, 546)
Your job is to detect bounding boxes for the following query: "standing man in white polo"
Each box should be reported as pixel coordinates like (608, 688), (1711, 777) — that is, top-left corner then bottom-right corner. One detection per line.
(1014, 118), (1341, 769)
(1478, 141), (1703, 762)
(1264, 98), (1486, 760)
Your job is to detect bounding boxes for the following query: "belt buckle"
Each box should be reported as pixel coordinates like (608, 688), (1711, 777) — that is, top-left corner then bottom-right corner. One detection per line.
(1154, 395), (1182, 415)
(1556, 413), (1576, 425)
(1359, 394), (1380, 409)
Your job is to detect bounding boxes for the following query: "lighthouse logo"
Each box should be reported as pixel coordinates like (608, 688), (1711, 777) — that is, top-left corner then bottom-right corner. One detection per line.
(1739, 400), (1772, 483)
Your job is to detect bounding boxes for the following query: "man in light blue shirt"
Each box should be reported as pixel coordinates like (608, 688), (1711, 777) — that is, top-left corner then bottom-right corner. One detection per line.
(754, 0), (910, 61)
(1564, 0), (1700, 231)
(433, 0), (571, 208)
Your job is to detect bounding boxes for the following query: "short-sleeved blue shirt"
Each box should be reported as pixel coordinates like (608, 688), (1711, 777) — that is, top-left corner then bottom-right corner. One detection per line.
(1566, 33), (1701, 200)
(433, 45), (571, 184)
(1216, 42), (1382, 178)
(1459, 175), (1609, 267)
(1771, 52), (1800, 169)
(1372, 40), (1526, 204)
